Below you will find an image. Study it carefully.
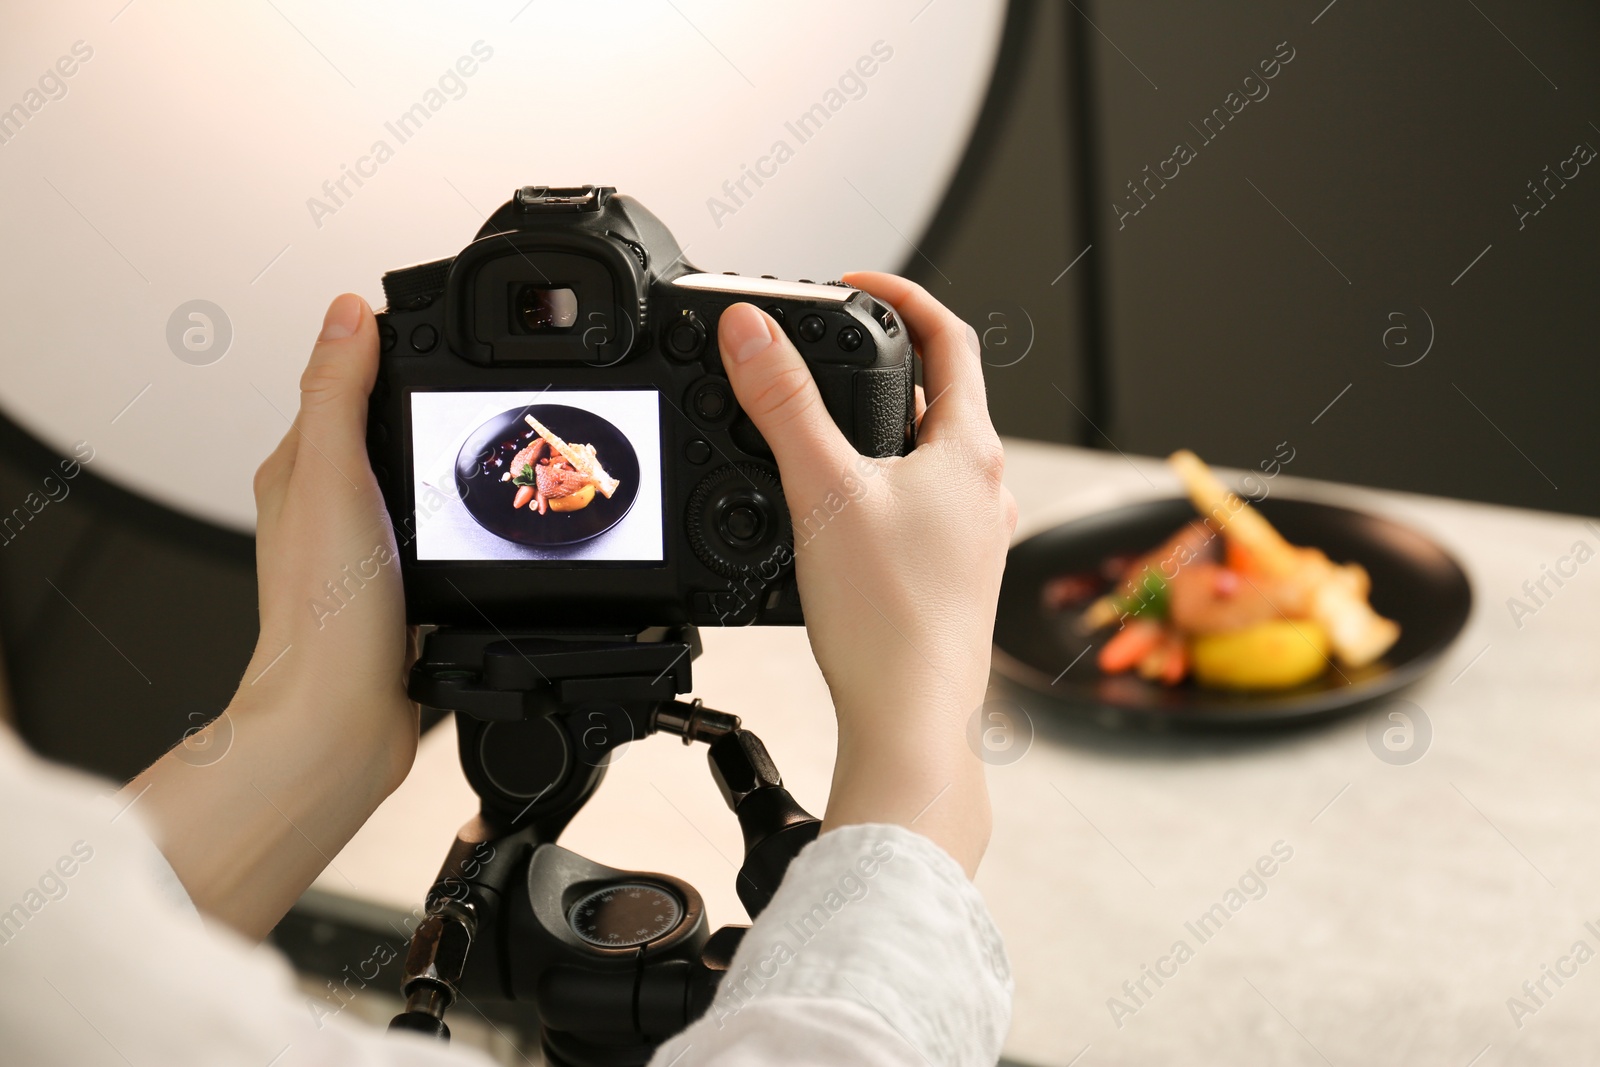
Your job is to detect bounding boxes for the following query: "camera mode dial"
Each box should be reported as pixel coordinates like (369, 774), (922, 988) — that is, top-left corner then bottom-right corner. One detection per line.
(687, 464), (793, 580)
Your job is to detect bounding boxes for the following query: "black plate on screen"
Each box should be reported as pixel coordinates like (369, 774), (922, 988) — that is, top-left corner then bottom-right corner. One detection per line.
(454, 404), (641, 548)
(993, 497), (1472, 728)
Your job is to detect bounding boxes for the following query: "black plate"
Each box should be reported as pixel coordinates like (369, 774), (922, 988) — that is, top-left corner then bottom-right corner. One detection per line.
(993, 497), (1473, 728)
(454, 404), (641, 547)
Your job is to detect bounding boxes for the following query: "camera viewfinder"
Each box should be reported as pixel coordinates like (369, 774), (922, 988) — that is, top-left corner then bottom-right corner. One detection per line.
(516, 285), (578, 332)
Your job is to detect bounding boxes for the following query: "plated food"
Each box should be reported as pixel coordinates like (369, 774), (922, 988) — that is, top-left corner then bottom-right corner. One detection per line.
(483, 415), (622, 517)
(1051, 451), (1401, 692)
(455, 404), (643, 550)
(994, 486), (1470, 726)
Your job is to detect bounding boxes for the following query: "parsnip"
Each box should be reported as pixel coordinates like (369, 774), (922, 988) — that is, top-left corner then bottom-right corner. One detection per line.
(524, 415), (620, 498)
(1167, 450), (1399, 668)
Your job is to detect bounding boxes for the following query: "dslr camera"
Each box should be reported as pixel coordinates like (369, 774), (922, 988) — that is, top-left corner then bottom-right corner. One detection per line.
(368, 185), (915, 628)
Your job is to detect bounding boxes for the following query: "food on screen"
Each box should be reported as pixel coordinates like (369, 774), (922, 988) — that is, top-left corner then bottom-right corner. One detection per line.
(491, 414), (622, 517)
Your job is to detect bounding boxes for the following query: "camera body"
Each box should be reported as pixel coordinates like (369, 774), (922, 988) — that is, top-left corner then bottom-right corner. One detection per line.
(368, 186), (915, 629)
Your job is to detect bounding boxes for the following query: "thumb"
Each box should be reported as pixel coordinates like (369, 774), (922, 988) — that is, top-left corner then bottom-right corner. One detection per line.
(717, 303), (851, 477)
(295, 293), (379, 475)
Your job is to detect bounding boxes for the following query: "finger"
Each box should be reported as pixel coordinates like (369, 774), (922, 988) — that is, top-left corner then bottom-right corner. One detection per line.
(717, 302), (852, 476)
(292, 294), (381, 493)
(841, 272), (992, 445)
(914, 384), (927, 430)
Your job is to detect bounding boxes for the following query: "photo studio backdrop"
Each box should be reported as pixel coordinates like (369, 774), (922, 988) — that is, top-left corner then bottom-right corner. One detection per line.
(0, 0), (1007, 774)
(2, 0), (1596, 777)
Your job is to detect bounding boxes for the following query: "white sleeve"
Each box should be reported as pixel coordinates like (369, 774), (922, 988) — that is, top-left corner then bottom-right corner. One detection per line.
(650, 824), (1014, 1067)
(1, 733), (1010, 1067)
(0, 732), (497, 1067)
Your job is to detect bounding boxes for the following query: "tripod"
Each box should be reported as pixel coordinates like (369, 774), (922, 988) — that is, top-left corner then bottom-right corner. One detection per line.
(387, 626), (822, 1066)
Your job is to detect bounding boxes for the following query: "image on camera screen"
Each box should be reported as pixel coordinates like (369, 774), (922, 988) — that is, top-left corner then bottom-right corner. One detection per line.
(410, 389), (663, 562)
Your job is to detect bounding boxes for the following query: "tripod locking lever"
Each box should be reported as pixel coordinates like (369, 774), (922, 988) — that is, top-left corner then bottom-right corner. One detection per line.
(707, 729), (822, 917)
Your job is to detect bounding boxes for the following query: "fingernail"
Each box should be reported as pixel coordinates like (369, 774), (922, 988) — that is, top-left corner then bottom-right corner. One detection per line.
(318, 293), (363, 341)
(722, 303), (774, 364)
(964, 323), (981, 358)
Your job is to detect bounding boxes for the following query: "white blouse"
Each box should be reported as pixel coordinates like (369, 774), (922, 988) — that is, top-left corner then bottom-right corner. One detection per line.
(0, 731), (1012, 1067)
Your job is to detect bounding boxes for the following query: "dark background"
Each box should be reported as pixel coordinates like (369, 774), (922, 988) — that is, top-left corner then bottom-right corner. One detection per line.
(917, 0), (1598, 515)
(3, 0), (1596, 780)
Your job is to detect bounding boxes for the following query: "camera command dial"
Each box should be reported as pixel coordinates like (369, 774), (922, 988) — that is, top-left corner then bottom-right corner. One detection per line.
(567, 882), (685, 948)
(687, 464), (793, 579)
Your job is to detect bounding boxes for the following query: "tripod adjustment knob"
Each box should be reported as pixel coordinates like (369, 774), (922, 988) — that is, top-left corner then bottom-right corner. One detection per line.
(388, 1010), (450, 1041)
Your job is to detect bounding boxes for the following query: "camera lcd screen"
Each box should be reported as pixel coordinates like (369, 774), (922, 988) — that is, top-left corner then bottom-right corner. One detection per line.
(409, 389), (664, 563)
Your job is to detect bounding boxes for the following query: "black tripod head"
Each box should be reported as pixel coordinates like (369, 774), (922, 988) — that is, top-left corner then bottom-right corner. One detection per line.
(388, 626), (821, 1066)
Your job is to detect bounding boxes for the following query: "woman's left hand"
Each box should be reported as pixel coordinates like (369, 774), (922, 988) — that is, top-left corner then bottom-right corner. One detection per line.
(243, 292), (417, 784)
(128, 294), (419, 940)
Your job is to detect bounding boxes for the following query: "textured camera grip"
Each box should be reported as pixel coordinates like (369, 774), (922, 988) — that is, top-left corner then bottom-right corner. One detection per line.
(853, 359), (913, 458)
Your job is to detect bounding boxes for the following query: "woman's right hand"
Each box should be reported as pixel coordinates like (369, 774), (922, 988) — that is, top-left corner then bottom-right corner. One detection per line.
(715, 273), (1016, 876)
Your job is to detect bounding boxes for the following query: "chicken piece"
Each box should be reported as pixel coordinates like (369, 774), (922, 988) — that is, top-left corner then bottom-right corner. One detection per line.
(1124, 520), (1218, 583)
(509, 438), (547, 478)
(1078, 520), (1218, 630)
(1168, 561), (1323, 634)
(1123, 520), (1218, 599)
(535, 461), (593, 500)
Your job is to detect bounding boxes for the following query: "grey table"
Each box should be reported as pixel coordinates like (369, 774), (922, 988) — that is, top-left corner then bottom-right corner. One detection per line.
(324, 440), (1600, 1065)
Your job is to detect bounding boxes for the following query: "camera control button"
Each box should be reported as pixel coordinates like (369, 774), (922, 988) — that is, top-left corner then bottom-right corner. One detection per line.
(837, 326), (863, 352)
(764, 305), (786, 327)
(684, 439), (713, 465)
(410, 324), (438, 352)
(687, 377), (735, 429)
(665, 310), (707, 360)
(797, 314), (826, 343)
(379, 322), (397, 353)
(695, 389), (727, 420)
(724, 505), (760, 543)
